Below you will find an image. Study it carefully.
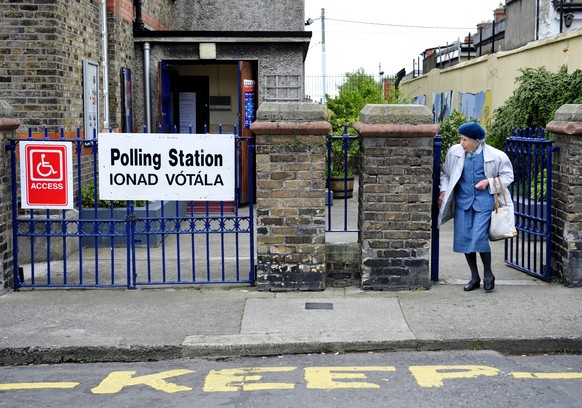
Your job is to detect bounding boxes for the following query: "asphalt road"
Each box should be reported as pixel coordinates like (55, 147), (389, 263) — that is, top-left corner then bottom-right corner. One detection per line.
(1, 350), (581, 408)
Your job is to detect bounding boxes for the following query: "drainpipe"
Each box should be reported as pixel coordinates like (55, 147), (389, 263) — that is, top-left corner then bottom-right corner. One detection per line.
(560, 0), (564, 33)
(535, 0), (540, 41)
(144, 42), (151, 132)
(101, 0), (109, 130)
(134, 0), (145, 31)
(457, 38), (461, 64)
(321, 8), (326, 104)
(492, 21), (496, 53)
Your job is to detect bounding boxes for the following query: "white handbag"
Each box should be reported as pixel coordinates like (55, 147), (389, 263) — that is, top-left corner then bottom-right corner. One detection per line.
(489, 177), (518, 241)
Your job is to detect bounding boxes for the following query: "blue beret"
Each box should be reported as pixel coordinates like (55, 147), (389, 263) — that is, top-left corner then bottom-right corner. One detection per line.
(458, 122), (486, 140)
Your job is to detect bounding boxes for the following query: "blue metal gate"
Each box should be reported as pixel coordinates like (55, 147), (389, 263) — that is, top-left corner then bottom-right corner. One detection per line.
(9, 127), (255, 289)
(505, 128), (558, 281)
(326, 126), (360, 233)
(430, 128), (558, 282)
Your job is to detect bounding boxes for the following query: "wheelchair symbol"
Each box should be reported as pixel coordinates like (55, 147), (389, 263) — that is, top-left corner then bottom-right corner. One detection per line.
(36, 154), (58, 177)
(29, 148), (63, 181)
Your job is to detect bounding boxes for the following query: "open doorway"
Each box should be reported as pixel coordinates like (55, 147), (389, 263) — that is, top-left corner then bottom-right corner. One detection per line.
(159, 60), (257, 208)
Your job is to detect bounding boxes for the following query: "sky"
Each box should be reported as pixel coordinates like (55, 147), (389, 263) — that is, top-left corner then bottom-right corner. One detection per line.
(304, 0), (504, 78)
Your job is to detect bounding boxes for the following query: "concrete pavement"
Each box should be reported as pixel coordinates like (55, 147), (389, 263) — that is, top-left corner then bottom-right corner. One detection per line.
(1, 220), (580, 365)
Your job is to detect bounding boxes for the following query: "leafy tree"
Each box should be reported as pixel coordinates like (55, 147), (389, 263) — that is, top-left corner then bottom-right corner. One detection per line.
(325, 68), (404, 175)
(326, 68), (386, 136)
(488, 66), (582, 150)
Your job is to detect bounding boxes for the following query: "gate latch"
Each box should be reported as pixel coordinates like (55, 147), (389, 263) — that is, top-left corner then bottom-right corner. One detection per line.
(125, 213), (138, 221)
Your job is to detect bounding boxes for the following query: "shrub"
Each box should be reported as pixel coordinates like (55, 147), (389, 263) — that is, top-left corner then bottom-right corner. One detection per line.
(81, 183), (146, 208)
(488, 66), (582, 150)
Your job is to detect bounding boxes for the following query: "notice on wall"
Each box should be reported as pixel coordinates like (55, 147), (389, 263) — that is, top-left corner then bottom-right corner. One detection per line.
(98, 133), (235, 201)
(243, 79), (255, 128)
(83, 60), (100, 140)
(179, 92), (197, 133)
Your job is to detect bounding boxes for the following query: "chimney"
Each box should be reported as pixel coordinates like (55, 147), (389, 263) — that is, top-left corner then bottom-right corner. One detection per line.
(494, 3), (505, 22)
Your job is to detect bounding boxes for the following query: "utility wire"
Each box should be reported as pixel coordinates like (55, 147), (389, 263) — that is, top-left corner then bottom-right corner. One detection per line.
(326, 17), (474, 30)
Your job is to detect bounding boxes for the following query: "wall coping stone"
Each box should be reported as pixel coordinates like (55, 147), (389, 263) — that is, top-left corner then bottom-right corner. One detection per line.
(0, 118), (21, 131)
(546, 104), (582, 136)
(251, 102), (331, 135)
(358, 104), (433, 125)
(552, 104), (582, 122)
(255, 102), (326, 122)
(546, 121), (582, 136)
(354, 104), (437, 138)
(0, 100), (13, 117)
(251, 121), (331, 135)
(353, 122), (438, 138)
(0, 100), (19, 131)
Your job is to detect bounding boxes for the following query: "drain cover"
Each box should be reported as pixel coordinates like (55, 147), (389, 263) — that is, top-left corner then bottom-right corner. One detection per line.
(305, 302), (333, 310)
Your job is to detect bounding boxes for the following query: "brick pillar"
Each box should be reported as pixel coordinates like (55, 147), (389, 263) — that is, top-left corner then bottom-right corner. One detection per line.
(354, 104), (438, 290)
(0, 101), (20, 294)
(546, 104), (582, 287)
(250, 102), (331, 291)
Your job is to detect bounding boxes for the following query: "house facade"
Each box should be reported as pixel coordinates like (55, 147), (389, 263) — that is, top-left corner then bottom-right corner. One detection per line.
(418, 1), (582, 77)
(0, 0), (311, 137)
(505, 0), (582, 50)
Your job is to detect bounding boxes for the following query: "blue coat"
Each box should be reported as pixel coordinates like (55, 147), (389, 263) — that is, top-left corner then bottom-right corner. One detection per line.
(438, 142), (514, 228)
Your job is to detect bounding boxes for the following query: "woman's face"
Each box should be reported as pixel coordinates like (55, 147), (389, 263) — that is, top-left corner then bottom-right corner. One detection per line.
(460, 135), (480, 153)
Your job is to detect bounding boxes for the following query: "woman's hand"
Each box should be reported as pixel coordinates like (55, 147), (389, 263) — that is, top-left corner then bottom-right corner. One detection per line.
(438, 191), (445, 207)
(475, 179), (489, 191)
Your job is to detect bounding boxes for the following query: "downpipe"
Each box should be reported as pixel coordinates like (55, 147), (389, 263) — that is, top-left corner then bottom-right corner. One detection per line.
(144, 42), (151, 132)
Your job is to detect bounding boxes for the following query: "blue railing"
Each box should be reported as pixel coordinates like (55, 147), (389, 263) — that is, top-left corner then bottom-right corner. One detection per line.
(430, 133), (443, 282)
(9, 125), (255, 289)
(326, 125), (360, 233)
(505, 127), (558, 281)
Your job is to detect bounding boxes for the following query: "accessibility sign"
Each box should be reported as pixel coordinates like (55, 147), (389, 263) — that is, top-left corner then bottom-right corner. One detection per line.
(20, 141), (73, 209)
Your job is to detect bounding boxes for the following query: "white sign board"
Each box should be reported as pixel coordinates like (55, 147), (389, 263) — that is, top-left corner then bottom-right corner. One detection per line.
(98, 133), (235, 201)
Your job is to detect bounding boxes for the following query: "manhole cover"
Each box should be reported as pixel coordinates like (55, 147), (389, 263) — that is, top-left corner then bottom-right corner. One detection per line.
(305, 302), (333, 310)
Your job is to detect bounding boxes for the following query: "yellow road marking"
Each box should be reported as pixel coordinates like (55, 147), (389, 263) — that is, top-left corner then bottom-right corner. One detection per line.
(91, 370), (194, 394)
(510, 372), (582, 379)
(0, 382), (79, 391)
(409, 365), (501, 388)
(204, 367), (297, 392)
(305, 366), (397, 389)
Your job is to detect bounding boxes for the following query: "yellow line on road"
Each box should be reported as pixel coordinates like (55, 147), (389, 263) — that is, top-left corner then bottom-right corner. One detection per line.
(0, 382), (79, 391)
(510, 372), (582, 379)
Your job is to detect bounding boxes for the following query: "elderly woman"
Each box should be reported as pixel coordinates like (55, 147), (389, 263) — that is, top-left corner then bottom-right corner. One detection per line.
(437, 122), (514, 292)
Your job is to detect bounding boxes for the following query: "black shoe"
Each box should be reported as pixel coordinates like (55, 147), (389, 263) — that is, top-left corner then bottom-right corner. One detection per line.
(463, 280), (480, 291)
(484, 278), (495, 291)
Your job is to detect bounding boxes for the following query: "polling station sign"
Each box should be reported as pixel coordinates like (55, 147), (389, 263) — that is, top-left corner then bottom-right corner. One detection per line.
(98, 133), (235, 201)
(20, 141), (74, 209)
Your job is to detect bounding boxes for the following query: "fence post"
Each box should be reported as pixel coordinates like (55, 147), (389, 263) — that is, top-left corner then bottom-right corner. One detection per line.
(546, 104), (582, 287)
(354, 104), (438, 290)
(250, 102), (331, 291)
(0, 100), (20, 294)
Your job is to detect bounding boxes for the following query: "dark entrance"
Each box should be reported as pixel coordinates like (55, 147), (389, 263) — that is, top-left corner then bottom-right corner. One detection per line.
(175, 76), (210, 134)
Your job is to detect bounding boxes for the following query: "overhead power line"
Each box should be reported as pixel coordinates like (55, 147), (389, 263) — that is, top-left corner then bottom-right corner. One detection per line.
(326, 17), (474, 30)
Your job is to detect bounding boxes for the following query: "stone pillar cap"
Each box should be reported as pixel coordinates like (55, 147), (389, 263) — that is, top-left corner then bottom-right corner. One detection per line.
(0, 99), (20, 131)
(553, 104), (582, 122)
(256, 102), (325, 122)
(0, 100), (14, 117)
(546, 104), (582, 135)
(359, 104), (433, 125)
